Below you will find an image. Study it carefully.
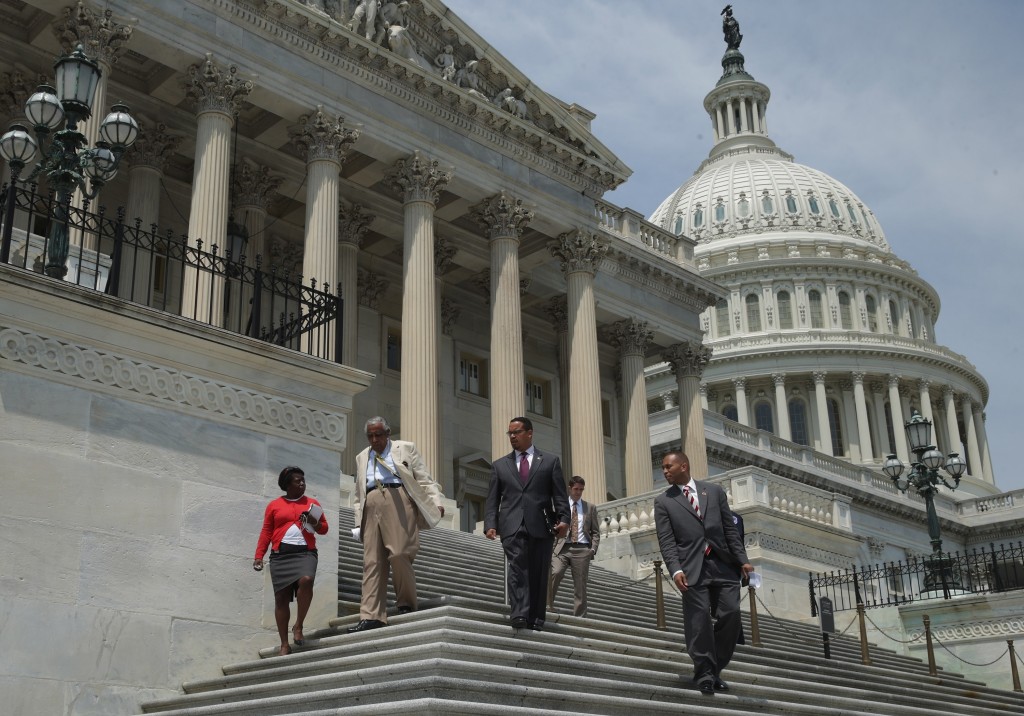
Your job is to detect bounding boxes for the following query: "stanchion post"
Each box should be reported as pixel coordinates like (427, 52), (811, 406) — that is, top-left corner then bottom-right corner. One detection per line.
(748, 584), (762, 647)
(923, 614), (937, 676)
(822, 632), (831, 659)
(1009, 639), (1022, 693)
(856, 603), (872, 665)
(653, 559), (667, 630)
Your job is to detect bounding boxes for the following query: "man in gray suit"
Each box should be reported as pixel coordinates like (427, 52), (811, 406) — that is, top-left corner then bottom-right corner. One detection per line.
(548, 475), (600, 617)
(485, 417), (569, 631)
(654, 450), (752, 695)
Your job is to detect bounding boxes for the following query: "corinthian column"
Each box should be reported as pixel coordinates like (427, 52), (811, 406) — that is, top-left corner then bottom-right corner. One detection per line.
(231, 158), (283, 335)
(180, 54), (252, 326)
(473, 192), (533, 458)
(851, 372), (873, 461)
(545, 295), (572, 478)
(961, 395), (981, 478)
(772, 373), (791, 441)
(120, 120), (180, 302)
(290, 105), (358, 359)
(337, 201), (374, 367)
(887, 375), (909, 462)
(54, 1), (133, 251)
(733, 377), (749, 426)
(813, 372), (831, 454)
(973, 404), (994, 484)
(665, 341), (713, 478)
(386, 151), (451, 479)
(609, 318), (654, 496)
(942, 387), (961, 457)
(550, 230), (608, 502)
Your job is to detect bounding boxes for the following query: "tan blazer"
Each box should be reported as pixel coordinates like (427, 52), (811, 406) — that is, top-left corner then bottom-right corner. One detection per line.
(353, 440), (444, 531)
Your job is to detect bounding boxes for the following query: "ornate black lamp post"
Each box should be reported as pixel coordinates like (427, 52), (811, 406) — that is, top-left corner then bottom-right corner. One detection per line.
(0, 45), (138, 277)
(882, 410), (968, 593)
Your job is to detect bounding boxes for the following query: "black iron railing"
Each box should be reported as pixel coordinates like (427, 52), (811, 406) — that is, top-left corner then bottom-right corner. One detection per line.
(0, 181), (342, 361)
(809, 541), (1024, 615)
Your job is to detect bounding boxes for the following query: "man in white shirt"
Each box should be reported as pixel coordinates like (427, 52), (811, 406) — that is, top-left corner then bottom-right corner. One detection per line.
(548, 475), (600, 617)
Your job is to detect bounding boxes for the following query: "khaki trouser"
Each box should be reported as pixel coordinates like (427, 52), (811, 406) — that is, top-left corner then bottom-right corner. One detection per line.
(548, 543), (593, 617)
(359, 485), (419, 622)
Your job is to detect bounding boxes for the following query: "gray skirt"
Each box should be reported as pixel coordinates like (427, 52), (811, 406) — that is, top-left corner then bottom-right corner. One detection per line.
(269, 548), (318, 599)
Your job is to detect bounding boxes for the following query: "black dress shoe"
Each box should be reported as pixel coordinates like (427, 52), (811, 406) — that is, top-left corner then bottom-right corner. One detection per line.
(528, 621), (543, 632)
(510, 617), (528, 629)
(346, 619), (385, 633)
(713, 678), (729, 692)
(698, 680), (715, 696)
(397, 606), (414, 614)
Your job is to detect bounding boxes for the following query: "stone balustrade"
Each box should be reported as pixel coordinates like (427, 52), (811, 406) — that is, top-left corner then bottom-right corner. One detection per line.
(594, 199), (694, 265)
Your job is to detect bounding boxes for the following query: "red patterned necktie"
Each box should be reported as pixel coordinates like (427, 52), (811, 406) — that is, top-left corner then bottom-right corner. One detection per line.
(683, 486), (701, 518)
(519, 452), (529, 483)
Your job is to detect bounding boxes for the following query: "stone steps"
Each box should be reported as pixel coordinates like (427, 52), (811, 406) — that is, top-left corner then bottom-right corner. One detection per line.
(134, 508), (1024, 715)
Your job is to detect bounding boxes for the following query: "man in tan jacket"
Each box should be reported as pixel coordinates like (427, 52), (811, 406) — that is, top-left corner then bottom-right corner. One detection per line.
(348, 416), (445, 632)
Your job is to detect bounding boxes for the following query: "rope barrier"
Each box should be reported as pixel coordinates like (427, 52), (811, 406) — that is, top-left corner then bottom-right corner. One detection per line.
(861, 609), (923, 644)
(932, 633), (1009, 667)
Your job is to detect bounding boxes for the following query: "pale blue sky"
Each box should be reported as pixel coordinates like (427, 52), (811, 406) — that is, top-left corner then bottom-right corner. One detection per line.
(444, 0), (1024, 492)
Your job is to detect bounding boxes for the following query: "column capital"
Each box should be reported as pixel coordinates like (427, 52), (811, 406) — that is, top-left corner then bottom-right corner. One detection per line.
(869, 381), (885, 395)
(233, 158), (283, 211)
(440, 296), (460, 336)
(851, 371), (866, 384)
(386, 150), (452, 204)
(185, 54), (253, 117)
(887, 373), (901, 389)
(607, 318), (653, 358)
(840, 380), (854, 392)
(544, 294), (568, 334)
(54, 0), (133, 68)
(549, 229), (607, 276)
(812, 371), (828, 385)
(357, 268), (389, 309)
(269, 235), (302, 275)
(127, 120), (181, 172)
(772, 372), (787, 386)
(942, 385), (957, 400)
(289, 105), (359, 164)
(472, 191), (534, 240)
(339, 202), (375, 247)
(435, 236), (458, 276)
(664, 341), (713, 379)
(917, 378), (932, 392)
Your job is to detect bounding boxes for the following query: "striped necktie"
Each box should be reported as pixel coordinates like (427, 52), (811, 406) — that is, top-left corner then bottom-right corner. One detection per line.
(683, 485), (701, 519)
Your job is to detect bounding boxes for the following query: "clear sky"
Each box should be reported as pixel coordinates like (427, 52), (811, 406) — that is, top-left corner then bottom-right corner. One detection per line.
(443, 0), (1024, 493)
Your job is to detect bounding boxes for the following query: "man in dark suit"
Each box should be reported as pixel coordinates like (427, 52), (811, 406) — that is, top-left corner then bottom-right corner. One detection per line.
(548, 475), (600, 617)
(654, 450), (752, 695)
(485, 416), (569, 631)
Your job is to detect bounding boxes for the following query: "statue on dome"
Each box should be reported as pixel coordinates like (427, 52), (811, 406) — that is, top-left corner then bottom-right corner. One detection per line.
(721, 5), (742, 50)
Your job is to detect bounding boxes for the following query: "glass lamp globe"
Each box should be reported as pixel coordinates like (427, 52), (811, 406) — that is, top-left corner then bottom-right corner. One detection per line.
(25, 85), (64, 131)
(99, 104), (139, 148)
(0, 124), (38, 166)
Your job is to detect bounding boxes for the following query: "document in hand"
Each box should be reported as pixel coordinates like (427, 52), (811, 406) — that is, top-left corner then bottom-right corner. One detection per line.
(303, 503), (324, 533)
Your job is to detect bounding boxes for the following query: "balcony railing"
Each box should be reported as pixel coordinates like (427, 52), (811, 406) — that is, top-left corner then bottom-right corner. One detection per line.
(0, 182), (342, 362)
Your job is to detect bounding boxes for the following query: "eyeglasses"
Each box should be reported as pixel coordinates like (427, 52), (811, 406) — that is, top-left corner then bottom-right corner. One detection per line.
(506, 429), (527, 436)
(366, 431), (388, 439)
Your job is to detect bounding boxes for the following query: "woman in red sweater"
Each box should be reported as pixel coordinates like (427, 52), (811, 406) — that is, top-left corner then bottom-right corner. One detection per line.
(253, 466), (329, 656)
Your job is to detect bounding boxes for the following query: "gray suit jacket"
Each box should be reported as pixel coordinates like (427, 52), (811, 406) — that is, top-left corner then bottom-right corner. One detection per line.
(353, 440), (444, 531)
(484, 447), (569, 539)
(654, 479), (747, 583)
(553, 499), (601, 556)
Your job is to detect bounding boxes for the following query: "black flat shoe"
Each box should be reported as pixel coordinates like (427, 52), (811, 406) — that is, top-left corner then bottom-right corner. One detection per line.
(347, 619), (386, 633)
(714, 678), (729, 692)
(698, 680), (715, 696)
(510, 617), (528, 629)
(528, 621), (543, 632)
(397, 606), (414, 614)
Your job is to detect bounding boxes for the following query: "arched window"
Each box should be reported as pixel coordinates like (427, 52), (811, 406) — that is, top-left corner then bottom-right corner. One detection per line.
(888, 299), (900, 334)
(808, 194), (821, 215)
(722, 404), (738, 422)
(745, 293), (761, 331)
(838, 291), (853, 329)
(808, 290), (824, 328)
(865, 295), (879, 332)
(777, 290), (793, 329)
(715, 299), (731, 337)
(761, 191), (774, 214)
(693, 205), (704, 228)
(827, 398), (845, 456)
(788, 399), (809, 445)
(785, 191), (798, 214)
(754, 401), (774, 433)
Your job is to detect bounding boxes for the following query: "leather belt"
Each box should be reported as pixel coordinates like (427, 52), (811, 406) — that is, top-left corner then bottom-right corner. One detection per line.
(368, 482), (402, 493)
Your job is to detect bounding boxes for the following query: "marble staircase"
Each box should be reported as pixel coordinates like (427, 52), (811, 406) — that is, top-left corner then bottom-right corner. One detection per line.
(136, 508), (1024, 715)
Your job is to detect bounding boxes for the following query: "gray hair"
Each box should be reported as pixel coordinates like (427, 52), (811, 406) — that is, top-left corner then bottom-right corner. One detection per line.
(364, 416), (391, 433)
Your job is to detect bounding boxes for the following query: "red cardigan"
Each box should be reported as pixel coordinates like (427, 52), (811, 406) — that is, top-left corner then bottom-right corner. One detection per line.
(254, 496), (329, 560)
